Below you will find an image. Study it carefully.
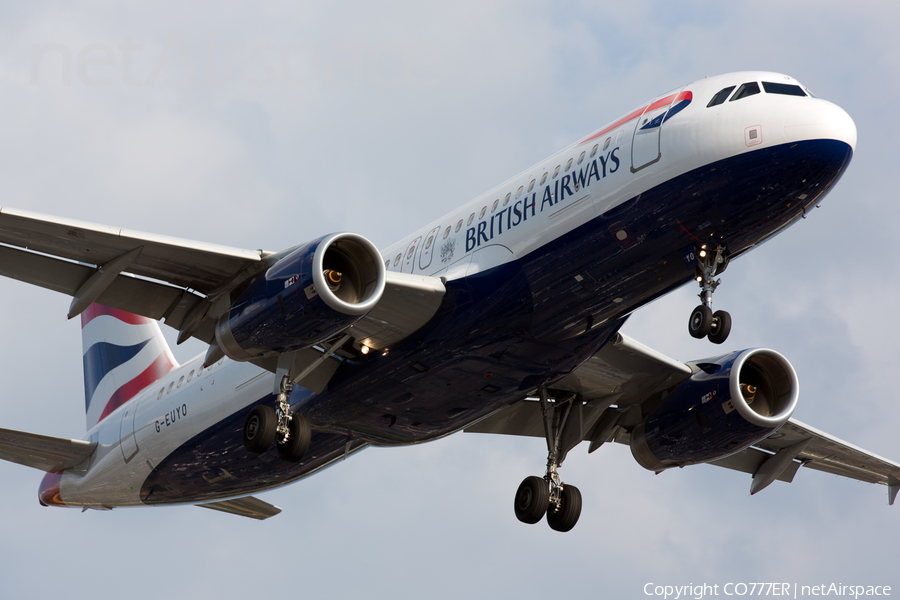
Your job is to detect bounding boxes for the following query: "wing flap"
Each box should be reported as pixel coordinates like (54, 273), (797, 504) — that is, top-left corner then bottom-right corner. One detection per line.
(0, 206), (269, 294)
(707, 446), (801, 483)
(197, 496), (282, 520)
(759, 419), (900, 486)
(0, 243), (211, 337)
(0, 427), (97, 473)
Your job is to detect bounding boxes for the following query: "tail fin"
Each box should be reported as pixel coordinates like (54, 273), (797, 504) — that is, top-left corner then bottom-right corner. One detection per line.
(82, 303), (178, 430)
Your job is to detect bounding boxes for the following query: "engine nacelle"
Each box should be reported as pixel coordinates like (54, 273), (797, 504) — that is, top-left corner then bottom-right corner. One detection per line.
(630, 348), (799, 471)
(215, 233), (385, 361)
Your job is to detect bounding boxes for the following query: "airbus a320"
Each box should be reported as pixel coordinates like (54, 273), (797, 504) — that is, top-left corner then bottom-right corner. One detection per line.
(1, 71), (896, 531)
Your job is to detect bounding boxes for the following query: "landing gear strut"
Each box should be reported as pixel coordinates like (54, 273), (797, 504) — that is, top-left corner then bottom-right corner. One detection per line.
(688, 244), (732, 344)
(242, 375), (311, 463)
(514, 390), (583, 532)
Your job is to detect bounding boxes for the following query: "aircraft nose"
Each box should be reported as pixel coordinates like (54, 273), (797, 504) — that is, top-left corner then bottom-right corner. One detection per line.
(785, 99), (857, 153)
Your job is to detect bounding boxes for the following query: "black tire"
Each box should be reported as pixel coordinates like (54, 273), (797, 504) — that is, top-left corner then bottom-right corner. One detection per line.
(514, 476), (550, 524)
(688, 305), (713, 339)
(243, 405), (276, 454)
(277, 413), (312, 462)
(547, 485), (582, 532)
(708, 310), (732, 345)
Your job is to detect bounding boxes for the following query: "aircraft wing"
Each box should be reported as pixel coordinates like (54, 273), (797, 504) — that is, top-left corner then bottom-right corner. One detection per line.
(0, 206), (272, 342)
(466, 332), (900, 504)
(0, 207), (446, 354)
(0, 427), (97, 473)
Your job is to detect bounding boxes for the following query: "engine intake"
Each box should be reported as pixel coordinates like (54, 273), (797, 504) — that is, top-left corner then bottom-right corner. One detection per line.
(215, 233), (385, 361)
(630, 348), (799, 471)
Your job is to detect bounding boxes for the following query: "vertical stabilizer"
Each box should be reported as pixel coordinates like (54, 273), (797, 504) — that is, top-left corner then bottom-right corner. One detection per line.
(82, 304), (178, 430)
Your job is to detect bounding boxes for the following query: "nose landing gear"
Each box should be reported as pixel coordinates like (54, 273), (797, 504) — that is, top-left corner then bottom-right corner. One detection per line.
(688, 245), (732, 344)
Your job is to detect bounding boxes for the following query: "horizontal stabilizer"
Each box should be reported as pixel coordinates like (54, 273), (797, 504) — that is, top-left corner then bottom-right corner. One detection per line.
(197, 496), (282, 520)
(0, 427), (96, 473)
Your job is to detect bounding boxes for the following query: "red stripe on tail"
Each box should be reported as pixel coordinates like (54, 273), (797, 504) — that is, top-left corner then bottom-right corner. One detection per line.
(81, 304), (154, 328)
(97, 353), (176, 422)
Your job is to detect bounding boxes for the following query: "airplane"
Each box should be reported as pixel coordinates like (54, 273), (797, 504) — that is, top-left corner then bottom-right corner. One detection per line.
(1, 70), (897, 531)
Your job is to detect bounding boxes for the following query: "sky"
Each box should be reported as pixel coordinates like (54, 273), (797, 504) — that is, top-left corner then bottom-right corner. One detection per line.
(1, 2), (899, 598)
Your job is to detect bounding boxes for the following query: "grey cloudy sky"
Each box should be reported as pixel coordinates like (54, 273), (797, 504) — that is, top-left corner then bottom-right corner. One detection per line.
(1, 2), (899, 598)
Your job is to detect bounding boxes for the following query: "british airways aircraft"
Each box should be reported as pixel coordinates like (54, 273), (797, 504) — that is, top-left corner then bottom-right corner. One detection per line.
(0, 71), (897, 531)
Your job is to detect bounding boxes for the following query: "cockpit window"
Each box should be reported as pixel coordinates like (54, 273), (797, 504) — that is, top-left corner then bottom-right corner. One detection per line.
(730, 82), (761, 102)
(762, 82), (807, 97)
(707, 86), (735, 107)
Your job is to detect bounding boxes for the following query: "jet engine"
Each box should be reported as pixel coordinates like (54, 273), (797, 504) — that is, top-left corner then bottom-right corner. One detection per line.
(215, 233), (385, 361)
(630, 348), (799, 471)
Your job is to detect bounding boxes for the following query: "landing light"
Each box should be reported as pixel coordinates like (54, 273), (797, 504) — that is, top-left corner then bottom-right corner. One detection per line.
(696, 276), (703, 282)
(360, 345), (370, 355)
(699, 250), (707, 258)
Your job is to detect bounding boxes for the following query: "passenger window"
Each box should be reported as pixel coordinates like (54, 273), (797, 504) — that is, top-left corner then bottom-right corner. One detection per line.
(467, 213), (475, 226)
(552, 165), (560, 178)
(707, 86), (736, 107)
(188, 369), (195, 382)
(443, 226), (451, 239)
(540, 172), (547, 186)
(393, 254), (401, 266)
(515, 185), (523, 199)
(730, 82), (760, 102)
(564, 158), (573, 172)
(455, 219), (463, 232)
(177, 376), (184, 388)
(577, 151), (586, 165)
(479, 206), (486, 219)
(491, 199), (499, 212)
(762, 82), (806, 97)
(527, 179), (535, 192)
(590, 144), (598, 158)
(385, 260), (390, 269)
(503, 192), (511, 206)
(425, 235), (433, 249)
(603, 137), (610, 151)
(157, 388), (164, 400)
(406, 246), (415, 259)
(167, 382), (174, 394)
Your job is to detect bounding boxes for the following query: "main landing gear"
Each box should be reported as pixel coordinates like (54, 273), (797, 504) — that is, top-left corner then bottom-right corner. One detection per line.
(243, 376), (312, 462)
(514, 390), (583, 533)
(688, 244), (732, 345)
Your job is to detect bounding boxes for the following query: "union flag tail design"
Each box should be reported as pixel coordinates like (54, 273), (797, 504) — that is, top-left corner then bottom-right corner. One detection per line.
(82, 304), (178, 430)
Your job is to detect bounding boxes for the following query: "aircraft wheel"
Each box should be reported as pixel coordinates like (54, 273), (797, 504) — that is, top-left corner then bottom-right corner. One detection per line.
(243, 405), (277, 454)
(514, 476), (550, 524)
(547, 485), (582, 532)
(277, 413), (312, 463)
(708, 310), (732, 345)
(688, 305), (713, 339)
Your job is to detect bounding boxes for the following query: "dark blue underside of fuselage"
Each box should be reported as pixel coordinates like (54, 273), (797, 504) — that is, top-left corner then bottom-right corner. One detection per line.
(141, 139), (852, 504)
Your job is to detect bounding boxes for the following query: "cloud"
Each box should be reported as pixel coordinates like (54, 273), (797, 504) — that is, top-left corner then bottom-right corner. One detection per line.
(1, 2), (899, 599)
